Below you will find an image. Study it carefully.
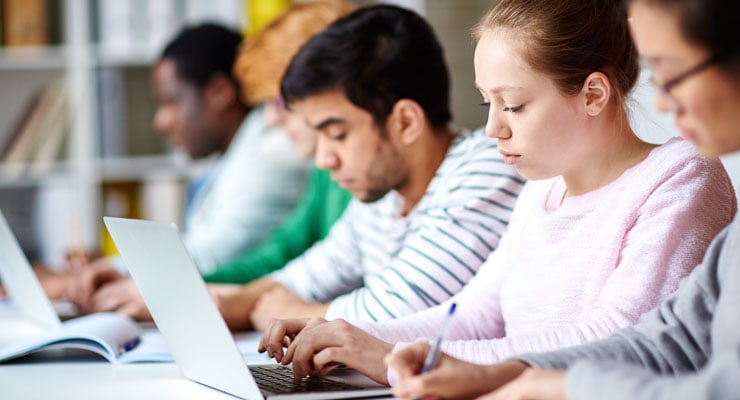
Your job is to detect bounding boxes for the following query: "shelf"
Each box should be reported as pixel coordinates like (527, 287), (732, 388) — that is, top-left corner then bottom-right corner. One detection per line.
(98, 154), (212, 181)
(0, 161), (75, 188)
(94, 44), (159, 68)
(0, 47), (67, 70)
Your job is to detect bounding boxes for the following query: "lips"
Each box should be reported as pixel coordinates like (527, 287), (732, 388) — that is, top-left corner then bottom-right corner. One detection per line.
(499, 149), (521, 165)
(331, 174), (354, 189)
(676, 123), (696, 141)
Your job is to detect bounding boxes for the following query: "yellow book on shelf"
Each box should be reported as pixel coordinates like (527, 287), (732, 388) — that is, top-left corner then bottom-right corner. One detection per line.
(2, 0), (49, 46)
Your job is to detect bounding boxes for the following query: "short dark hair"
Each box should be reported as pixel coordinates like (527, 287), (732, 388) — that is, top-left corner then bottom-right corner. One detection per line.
(161, 23), (243, 90)
(281, 5), (452, 129)
(628, 0), (740, 73)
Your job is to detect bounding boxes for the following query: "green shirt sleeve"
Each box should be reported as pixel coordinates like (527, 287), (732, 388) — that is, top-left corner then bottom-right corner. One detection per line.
(204, 167), (352, 284)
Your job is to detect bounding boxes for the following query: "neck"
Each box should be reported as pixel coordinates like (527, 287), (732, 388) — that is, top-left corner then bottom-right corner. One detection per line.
(562, 113), (655, 197)
(397, 127), (456, 216)
(217, 105), (249, 152)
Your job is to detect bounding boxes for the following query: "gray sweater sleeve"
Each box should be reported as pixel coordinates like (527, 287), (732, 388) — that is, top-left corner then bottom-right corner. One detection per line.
(517, 218), (740, 400)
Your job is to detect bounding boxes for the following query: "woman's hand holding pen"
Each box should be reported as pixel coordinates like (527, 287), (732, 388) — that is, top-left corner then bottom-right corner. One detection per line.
(259, 318), (394, 384)
(386, 343), (529, 400)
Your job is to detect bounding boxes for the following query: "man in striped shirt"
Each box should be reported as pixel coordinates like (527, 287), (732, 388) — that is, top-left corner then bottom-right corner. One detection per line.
(214, 5), (524, 330)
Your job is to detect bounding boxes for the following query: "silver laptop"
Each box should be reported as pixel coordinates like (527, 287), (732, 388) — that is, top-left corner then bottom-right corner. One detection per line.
(0, 209), (61, 332)
(103, 216), (392, 400)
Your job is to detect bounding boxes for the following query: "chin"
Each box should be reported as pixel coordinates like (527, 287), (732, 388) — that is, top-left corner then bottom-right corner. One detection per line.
(516, 168), (554, 181)
(356, 188), (390, 203)
(696, 144), (725, 159)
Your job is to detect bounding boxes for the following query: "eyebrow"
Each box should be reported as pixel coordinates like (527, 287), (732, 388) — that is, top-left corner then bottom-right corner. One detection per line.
(474, 84), (526, 94)
(313, 117), (347, 131)
(491, 85), (525, 94)
(640, 55), (682, 68)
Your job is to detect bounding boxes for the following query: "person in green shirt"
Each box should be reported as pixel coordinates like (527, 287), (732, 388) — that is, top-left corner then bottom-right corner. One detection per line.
(204, 0), (355, 285)
(205, 166), (351, 284)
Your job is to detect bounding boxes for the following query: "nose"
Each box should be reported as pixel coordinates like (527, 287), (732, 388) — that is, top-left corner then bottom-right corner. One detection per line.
(485, 110), (511, 139)
(653, 89), (678, 113)
(153, 107), (174, 135)
(264, 99), (285, 127)
(314, 136), (339, 170)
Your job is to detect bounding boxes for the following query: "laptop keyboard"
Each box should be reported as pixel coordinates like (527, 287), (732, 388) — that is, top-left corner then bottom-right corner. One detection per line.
(249, 365), (364, 394)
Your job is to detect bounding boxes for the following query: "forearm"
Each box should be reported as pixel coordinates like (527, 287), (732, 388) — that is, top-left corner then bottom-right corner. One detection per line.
(218, 278), (281, 331)
(566, 351), (740, 400)
(516, 333), (640, 371)
(481, 360), (531, 395)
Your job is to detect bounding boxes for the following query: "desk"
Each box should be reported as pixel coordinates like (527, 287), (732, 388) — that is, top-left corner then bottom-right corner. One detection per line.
(0, 361), (396, 399)
(0, 361), (239, 399)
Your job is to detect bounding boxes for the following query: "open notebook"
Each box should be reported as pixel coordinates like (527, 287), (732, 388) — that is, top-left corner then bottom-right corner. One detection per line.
(104, 216), (392, 400)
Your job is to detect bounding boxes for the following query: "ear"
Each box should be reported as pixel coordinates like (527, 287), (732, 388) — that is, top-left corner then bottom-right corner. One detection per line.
(581, 72), (612, 116)
(204, 73), (238, 112)
(387, 99), (426, 145)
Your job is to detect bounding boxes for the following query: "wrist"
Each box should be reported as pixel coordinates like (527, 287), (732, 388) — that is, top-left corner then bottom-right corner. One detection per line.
(473, 360), (529, 396)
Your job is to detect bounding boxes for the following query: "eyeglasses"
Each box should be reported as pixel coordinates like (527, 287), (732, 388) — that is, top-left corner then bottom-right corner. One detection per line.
(650, 55), (717, 107)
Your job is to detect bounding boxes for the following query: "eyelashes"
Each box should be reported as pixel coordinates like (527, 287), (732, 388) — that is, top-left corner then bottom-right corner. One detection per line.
(479, 102), (524, 113)
(503, 105), (523, 113)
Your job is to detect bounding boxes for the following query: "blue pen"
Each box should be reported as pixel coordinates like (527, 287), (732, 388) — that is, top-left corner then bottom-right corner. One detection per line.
(420, 302), (457, 374)
(120, 336), (140, 354)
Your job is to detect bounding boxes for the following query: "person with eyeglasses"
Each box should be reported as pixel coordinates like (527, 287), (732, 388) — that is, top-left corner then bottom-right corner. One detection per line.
(384, 0), (740, 399)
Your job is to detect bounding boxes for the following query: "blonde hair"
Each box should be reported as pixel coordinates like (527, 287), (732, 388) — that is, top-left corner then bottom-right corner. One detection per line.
(234, 0), (355, 106)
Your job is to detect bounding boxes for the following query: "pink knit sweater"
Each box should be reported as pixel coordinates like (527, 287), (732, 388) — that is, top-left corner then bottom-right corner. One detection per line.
(353, 138), (737, 365)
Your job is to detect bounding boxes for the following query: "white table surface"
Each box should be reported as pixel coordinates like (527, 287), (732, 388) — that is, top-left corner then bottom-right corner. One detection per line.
(0, 305), (394, 400)
(0, 361), (240, 400)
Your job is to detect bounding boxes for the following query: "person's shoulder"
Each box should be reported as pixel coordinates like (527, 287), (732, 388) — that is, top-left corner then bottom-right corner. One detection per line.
(651, 137), (704, 164)
(634, 138), (735, 210)
(649, 137), (728, 176)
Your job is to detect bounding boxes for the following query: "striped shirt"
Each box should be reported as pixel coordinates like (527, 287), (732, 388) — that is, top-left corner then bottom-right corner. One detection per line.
(269, 128), (525, 321)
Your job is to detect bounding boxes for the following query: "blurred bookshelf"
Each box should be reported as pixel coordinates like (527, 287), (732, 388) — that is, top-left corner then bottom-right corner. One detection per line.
(0, 0), (246, 267)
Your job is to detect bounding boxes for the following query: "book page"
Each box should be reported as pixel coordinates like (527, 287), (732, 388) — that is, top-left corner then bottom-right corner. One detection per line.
(0, 312), (140, 363)
(118, 331), (172, 363)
